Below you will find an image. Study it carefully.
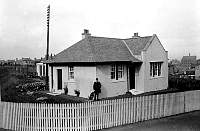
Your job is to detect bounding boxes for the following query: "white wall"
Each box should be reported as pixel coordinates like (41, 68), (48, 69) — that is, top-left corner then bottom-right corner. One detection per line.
(36, 63), (46, 77)
(49, 65), (96, 97)
(50, 66), (68, 94)
(195, 65), (200, 80)
(143, 36), (168, 92)
(74, 66), (96, 98)
(96, 64), (128, 98)
(134, 64), (144, 91)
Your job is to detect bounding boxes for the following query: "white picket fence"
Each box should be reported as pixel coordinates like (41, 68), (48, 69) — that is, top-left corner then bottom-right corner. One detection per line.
(1, 90), (200, 131)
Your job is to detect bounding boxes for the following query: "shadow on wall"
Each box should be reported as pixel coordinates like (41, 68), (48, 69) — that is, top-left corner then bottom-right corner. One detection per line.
(99, 85), (107, 99)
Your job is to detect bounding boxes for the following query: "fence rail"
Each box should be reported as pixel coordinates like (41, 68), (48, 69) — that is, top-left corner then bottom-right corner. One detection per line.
(1, 90), (200, 131)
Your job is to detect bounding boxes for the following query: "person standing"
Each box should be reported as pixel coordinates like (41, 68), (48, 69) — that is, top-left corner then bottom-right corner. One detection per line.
(93, 78), (101, 100)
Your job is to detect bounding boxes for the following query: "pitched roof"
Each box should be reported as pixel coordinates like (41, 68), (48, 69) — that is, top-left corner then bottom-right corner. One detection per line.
(124, 36), (153, 55)
(181, 56), (197, 64)
(48, 35), (154, 64)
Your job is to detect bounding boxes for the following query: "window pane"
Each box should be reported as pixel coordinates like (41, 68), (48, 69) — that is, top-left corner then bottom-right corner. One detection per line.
(150, 63), (153, 77)
(159, 63), (161, 75)
(40, 65), (42, 76)
(111, 72), (115, 79)
(68, 66), (74, 80)
(150, 62), (162, 77)
(111, 65), (115, 79)
(117, 65), (123, 79)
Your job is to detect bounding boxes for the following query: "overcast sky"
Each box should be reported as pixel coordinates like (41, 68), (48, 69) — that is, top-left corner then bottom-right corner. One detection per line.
(0, 0), (200, 60)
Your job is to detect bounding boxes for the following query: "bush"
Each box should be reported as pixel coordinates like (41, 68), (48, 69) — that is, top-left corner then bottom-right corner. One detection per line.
(16, 82), (47, 93)
(168, 77), (200, 91)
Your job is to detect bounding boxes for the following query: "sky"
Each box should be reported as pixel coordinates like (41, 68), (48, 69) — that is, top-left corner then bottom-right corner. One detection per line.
(0, 0), (200, 60)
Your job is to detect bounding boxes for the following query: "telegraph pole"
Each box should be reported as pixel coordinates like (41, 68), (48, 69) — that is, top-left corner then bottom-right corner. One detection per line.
(46, 5), (50, 88)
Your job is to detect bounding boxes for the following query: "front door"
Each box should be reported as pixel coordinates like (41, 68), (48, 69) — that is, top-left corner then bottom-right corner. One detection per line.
(129, 65), (135, 89)
(57, 69), (62, 90)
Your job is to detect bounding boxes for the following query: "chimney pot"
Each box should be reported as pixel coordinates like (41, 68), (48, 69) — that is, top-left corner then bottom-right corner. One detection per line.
(82, 29), (91, 39)
(132, 32), (139, 38)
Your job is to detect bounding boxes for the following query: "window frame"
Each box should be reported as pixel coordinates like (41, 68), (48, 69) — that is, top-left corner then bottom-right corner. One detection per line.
(150, 62), (162, 78)
(68, 66), (74, 80)
(111, 64), (124, 81)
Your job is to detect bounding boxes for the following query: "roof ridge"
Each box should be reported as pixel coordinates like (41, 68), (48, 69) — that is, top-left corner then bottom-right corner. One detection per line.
(91, 35), (153, 40)
(121, 40), (135, 57)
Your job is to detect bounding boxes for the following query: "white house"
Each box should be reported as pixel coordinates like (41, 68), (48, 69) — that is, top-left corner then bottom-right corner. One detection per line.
(46, 29), (168, 98)
(36, 62), (46, 77)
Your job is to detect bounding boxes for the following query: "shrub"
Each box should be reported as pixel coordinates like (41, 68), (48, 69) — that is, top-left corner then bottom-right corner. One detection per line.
(168, 77), (200, 91)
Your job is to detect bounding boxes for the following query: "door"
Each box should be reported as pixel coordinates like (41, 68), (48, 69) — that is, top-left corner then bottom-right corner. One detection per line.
(57, 69), (62, 90)
(129, 65), (135, 89)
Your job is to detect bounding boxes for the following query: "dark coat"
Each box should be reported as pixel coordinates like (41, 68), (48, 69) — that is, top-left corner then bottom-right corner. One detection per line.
(93, 81), (101, 93)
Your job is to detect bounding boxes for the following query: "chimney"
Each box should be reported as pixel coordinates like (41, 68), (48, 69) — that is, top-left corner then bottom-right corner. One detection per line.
(132, 32), (139, 38)
(82, 29), (91, 39)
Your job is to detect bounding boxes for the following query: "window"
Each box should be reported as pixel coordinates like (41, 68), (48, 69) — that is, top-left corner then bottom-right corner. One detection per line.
(118, 65), (123, 79)
(43, 65), (45, 76)
(150, 62), (162, 77)
(111, 65), (124, 80)
(111, 65), (115, 79)
(68, 66), (74, 80)
(39, 65), (42, 76)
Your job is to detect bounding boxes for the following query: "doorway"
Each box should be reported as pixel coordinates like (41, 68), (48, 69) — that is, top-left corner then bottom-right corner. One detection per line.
(57, 69), (62, 90)
(129, 65), (135, 90)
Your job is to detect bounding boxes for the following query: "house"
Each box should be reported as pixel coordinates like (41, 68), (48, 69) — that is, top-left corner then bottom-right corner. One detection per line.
(46, 30), (168, 98)
(36, 62), (46, 77)
(181, 54), (196, 70)
(178, 55), (197, 79)
(16, 57), (35, 66)
(36, 55), (54, 77)
(36, 57), (47, 77)
(195, 65), (200, 80)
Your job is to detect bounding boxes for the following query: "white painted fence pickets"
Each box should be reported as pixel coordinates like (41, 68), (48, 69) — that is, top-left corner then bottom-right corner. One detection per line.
(1, 90), (200, 131)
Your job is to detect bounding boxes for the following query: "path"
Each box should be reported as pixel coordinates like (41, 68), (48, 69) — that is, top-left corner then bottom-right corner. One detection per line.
(100, 110), (200, 131)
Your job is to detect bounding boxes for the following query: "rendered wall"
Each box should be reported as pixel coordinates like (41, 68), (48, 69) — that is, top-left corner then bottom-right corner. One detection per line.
(36, 63), (46, 77)
(49, 65), (96, 97)
(50, 66), (68, 94)
(143, 36), (168, 92)
(96, 64), (128, 98)
(74, 66), (96, 98)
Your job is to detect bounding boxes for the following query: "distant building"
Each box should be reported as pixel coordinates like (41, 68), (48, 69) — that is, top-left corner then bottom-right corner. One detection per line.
(6, 60), (16, 65)
(36, 55), (53, 77)
(177, 54), (197, 79)
(181, 54), (196, 70)
(0, 60), (6, 65)
(195, 65), (200, 80)
(197, 59), (200, 66)
(16, 57), (35, 66)
(36, 61), (46, 77)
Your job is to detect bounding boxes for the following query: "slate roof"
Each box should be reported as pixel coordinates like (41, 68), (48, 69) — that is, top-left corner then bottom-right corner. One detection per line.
(48, 35), (154, 64)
